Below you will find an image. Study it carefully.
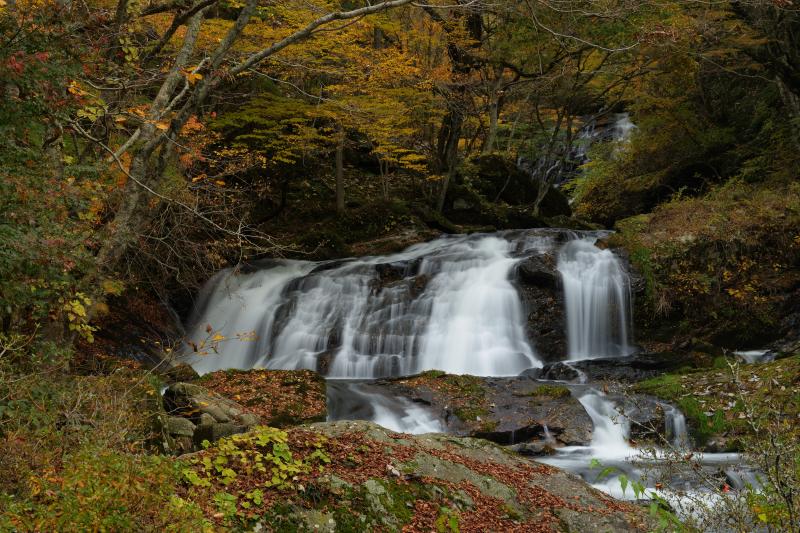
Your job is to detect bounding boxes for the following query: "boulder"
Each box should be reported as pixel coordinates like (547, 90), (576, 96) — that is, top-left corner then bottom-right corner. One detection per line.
(511, 243), (568, 362)
(516, 253), (559, 288)
(516, 279), (567, 362)
(373, 373), (593, 448)
(162, 381), (260, 452)
(183, 420), (657, 532)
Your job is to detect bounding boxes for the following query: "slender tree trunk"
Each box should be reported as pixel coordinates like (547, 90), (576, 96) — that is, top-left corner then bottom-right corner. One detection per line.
(436, 108), (463, 213)
(335, 131), (345, 214)
(482, 70), (504, 154)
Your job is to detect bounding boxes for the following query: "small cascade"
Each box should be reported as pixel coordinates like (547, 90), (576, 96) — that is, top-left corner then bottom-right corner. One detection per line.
(579, 392), (633, 459)
(734, 350), (774, 364)
(557, 238), (633, 360)
(326, 381), (442, 435)
(611, 113), (636, 143)
(664, 404), (691, 449)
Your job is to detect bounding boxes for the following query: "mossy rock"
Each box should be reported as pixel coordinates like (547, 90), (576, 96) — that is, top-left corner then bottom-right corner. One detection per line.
(180, 421), (657, 532)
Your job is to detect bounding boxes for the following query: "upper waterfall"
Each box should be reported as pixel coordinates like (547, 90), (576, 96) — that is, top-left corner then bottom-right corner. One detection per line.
(557, 238), (633, 360)
(183, 231), (546, 377)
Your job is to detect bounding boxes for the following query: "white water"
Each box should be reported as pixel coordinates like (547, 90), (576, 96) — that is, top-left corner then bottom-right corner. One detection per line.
(734, 350), (774, 364)
(183, 232), (546, 377)
(664, 404), (691, 448)
(541, 391), (760, 530)
(326, 381), (443, 434)
(558, 239), (633, 360)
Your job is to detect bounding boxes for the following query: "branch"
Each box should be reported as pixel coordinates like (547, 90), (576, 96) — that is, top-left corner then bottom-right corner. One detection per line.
(228, 0), (418, 78)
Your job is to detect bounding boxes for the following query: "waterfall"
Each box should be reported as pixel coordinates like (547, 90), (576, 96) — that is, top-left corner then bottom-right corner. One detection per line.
(183, 232), (542, 377)
(557, 238), (633, 360)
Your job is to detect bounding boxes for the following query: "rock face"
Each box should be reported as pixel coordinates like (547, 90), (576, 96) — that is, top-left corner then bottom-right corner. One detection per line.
(374, 372), (593, 449)
(181, 420), (656, 532)
(514, 251), (567, 362)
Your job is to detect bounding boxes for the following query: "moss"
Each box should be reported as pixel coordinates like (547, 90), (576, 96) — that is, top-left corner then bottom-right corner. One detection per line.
(528, 384), (571, 399)
(634, 355), (800, 448)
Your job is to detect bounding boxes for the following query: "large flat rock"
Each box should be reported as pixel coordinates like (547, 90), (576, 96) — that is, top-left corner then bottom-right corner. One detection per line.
(179, 420), (657, 532)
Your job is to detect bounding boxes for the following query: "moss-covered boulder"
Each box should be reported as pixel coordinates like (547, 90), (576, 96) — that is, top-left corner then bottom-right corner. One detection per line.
(178, 421), (657, 531)
(163, 369), (327, 453)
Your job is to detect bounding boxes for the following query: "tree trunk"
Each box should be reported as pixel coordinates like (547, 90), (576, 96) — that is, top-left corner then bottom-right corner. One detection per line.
(436, 108), (463, 213)
(482, 70), (504, 154)
(335, 132), (345, 214)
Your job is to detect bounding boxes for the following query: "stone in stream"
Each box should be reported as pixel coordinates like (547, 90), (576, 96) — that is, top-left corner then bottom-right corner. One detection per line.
(372, 372), (594, 450)
(514, 250), (569, 362)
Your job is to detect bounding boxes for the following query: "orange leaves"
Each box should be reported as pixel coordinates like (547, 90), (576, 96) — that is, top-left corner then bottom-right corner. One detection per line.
(182, 115), (205, 134)
(181, 66), (204, 85)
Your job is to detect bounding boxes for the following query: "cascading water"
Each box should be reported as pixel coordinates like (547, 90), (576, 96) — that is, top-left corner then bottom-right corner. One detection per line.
(183, 232), (543, 377)
(664, 405), (690, 448)
(326, 381), (442, 435)
(557, 238), (633, 360)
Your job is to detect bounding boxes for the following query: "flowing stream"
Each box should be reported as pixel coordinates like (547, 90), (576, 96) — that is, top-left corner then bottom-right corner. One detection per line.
(539, 389), (760, 524)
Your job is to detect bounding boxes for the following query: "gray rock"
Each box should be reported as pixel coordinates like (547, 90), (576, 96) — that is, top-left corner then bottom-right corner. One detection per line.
(373, 375), (593, 448)
(516, 253), (559, 288)
(299, 420), (656, 532)
(193, 422), (247, 445)
(238, 413), (261, 427)
(163, 382), (260, 427)
(165, 416), (196, 437)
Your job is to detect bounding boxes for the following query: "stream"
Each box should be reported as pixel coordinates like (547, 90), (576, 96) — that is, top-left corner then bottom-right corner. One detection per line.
(181, 228), (760, 525)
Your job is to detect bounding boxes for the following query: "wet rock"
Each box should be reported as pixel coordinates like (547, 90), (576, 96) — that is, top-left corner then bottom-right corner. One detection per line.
(516, 282), (567, 362)
(616, 395), (668, 444)
(510, 441), (556, 457)
(532, 352), (687, 383)
(374, 373), (593, 448)
(516, 253), (559, 288)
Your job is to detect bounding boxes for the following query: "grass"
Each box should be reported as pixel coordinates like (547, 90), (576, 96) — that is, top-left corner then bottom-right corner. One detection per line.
(528, 384), (571, 399)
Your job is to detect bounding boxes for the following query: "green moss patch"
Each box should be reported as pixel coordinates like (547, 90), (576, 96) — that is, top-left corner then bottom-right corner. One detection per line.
(634, 355), (800, 448)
